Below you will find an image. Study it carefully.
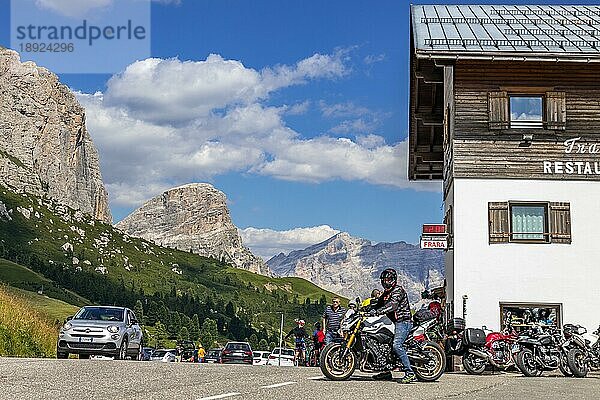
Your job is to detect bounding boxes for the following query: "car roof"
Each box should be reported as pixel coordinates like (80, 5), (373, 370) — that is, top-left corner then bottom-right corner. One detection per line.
(82, 305), (127, 310)
(226, 341), (250, 345)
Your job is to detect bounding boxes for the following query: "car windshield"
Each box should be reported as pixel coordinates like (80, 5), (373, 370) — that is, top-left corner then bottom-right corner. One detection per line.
(152, 350), (170, 357)
(226, 343), (250, 351)
(272, 348), (294, 356)
(74, 307), (124, 322)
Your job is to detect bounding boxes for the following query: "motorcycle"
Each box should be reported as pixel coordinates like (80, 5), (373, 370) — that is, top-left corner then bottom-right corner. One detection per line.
(460, 324), (517, 375)
(565, 324), (600, 378)
(319, 305), (446, 382)
(512, 324), (572, 377)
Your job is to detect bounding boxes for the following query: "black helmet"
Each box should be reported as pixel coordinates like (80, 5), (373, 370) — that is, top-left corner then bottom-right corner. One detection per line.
(380, 268), (397, 290)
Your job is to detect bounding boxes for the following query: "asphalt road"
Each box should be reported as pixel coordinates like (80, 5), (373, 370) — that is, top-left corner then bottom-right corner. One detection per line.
(0, 358), (599, 400)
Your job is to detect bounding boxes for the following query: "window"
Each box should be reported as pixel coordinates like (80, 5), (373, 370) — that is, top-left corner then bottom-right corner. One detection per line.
(510, 203), (548, 241)
(500, 302), (562, 333)
(488, 91), (566, 130)
(509, 96), (543, 128)
(488, 202), (571, 244)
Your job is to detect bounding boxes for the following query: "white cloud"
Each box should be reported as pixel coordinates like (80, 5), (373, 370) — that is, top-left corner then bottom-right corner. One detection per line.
(240, 225), (340, 260)
(35, 0), (112, 18)
(363, 54), (386, 65)
(78, 52), (439, 208)
(104, 52), (348, 125)
(319, 101), (371, 118)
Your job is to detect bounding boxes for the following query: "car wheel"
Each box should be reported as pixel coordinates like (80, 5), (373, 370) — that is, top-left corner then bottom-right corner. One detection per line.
(116, 337), (128, 360)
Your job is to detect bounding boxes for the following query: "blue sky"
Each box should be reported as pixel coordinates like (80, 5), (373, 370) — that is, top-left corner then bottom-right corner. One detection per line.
(1, 0), (597, 258)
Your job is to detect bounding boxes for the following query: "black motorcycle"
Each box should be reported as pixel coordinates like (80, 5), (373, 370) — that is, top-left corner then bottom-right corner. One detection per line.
(565, 324), (600, 378)
(513, 324), (572, 377)
(319, 305), (446, 382)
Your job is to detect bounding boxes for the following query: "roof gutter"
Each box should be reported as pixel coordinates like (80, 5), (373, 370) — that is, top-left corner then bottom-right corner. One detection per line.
(415, 51), (600, 63)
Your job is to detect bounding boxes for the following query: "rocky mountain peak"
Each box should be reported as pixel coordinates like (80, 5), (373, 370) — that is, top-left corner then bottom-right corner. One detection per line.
(0, 49), (111, 223)
(267, 231), (444, 303)
(115, 183), (269, 275)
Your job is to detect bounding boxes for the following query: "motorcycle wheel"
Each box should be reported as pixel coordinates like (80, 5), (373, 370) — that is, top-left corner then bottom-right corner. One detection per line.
(413, 341), (445, 382)
(567, 348), (588, 378)
(515, 348), (541, 377)
(319, 343), (356, 381)
(462, 353), (486, 375)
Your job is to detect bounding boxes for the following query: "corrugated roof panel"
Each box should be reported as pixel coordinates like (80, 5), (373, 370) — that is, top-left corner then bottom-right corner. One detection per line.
(412, 4), (600, 59)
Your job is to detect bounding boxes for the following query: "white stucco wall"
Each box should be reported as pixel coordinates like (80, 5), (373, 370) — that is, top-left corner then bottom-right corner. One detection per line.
(450, 178), (600, 332)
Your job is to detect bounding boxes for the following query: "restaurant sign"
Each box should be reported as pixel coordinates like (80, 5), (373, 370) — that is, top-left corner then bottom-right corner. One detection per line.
(544, 137), (600, 175)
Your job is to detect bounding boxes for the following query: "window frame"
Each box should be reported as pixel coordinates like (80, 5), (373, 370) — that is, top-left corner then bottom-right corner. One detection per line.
(508, 201), (550, 243)
(500, 302), (563, 332)
(508, 94), (545, 129)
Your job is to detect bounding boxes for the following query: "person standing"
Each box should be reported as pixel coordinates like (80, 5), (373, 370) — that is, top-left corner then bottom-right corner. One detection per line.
(322, 298), (346, 345)
(367, 268), (416, 384)
(197, 344), (206, 363)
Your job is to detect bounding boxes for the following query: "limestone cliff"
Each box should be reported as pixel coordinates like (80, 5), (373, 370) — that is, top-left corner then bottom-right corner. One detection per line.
(115, 183), (269, 275)
(0, 48), (111, 222)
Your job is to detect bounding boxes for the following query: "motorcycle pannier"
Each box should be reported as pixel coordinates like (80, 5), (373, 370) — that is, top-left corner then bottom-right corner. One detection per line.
(413, 308), (436, 323)
(463, 328), (486, 346)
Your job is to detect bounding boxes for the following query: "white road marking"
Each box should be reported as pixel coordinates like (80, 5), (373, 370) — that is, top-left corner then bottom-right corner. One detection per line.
(196, 393), (240, 400)
(260, 381), (296, 389)
(307, 376), (324, 380)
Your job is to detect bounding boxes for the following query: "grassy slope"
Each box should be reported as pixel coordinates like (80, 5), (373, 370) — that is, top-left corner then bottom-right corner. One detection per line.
(0, 185), (342, 334)
(0, 285), (60, 357)
(2, 285), (78, 323)
(0, 258), (88, 306)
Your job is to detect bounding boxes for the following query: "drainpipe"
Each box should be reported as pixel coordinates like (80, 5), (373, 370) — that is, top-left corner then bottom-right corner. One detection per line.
(462, 294), (468, 325)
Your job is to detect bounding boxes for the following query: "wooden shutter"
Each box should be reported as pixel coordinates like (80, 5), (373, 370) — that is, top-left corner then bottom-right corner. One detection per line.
(488, 202), (509, 243)
(488, 91), (509, 130)
(546, 92), (566, 130)
(549, 202), (571, 244)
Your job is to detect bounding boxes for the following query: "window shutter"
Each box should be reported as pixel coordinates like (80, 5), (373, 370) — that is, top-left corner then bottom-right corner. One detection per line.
(488, 91), (509, 130)
(549, 202), (571, 244)
(546, 92), (566, 130)
(488, 202), (509, 243)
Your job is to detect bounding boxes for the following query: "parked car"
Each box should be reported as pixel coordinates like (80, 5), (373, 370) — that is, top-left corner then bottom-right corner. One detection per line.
(150, 349), (176, 362)
(204, 348), (223, 363)
(141, 347), (154, 361)
(221, 341), (253, 364)
(56, 306), (143, 360)
(253, 351), (271, 365)
(267, 347), (295, 367)
(177, 340), (196, 362)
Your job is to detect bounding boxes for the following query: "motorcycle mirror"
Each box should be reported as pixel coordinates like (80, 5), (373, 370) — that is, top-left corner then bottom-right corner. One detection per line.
(355, 297), (361, 306)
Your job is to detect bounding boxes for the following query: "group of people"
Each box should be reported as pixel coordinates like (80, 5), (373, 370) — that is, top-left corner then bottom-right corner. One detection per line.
(286, 268), (417, 384)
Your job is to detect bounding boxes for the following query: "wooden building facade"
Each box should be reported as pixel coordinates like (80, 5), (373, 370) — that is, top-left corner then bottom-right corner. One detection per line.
(410, 5), (600, 331)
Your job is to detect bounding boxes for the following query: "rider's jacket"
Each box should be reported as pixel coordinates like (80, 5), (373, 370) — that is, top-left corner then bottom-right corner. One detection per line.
(373, 284), (411, 323)
(285, 326), (307, 341)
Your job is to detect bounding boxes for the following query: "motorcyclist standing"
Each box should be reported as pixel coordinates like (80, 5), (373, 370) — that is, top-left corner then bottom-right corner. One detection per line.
(367, 268), (416, 384)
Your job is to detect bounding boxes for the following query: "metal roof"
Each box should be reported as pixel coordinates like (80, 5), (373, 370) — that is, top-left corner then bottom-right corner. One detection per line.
(411, 5), (600, 61)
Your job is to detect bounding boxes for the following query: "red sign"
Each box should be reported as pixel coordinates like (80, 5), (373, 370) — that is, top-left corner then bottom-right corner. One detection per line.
(422, 224), (446, 234)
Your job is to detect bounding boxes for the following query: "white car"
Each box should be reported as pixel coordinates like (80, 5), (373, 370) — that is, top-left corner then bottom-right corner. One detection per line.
(266, 347), (295, 366)
(253, 351), (270, 365)
(150, 349), (176, 362)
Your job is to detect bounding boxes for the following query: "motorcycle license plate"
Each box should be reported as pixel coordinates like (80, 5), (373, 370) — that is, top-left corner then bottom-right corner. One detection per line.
(511, 344), (520, 353)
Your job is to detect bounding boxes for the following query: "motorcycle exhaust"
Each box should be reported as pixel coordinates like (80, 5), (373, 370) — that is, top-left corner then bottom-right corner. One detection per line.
(468, 348), (490, 361)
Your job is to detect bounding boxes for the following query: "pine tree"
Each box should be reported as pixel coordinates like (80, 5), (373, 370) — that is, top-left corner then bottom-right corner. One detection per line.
(154, 321), (168, 348)
(248, 334), (259, 350)
(258, 339), (269, 351)
(190, 314), (200, 341)
(199, 318), (219, 349)
(178, 326), (190, 341)
(134, 300), (144, 324)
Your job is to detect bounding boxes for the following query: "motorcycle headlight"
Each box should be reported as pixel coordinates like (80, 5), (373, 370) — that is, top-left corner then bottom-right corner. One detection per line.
(62, 322), (72, 331)
(107, 325), (119, 333)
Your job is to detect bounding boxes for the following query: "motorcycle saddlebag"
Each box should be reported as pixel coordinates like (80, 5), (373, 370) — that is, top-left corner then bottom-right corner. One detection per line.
(463, 328), (487, 346)
(413, 308), (436, 323)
